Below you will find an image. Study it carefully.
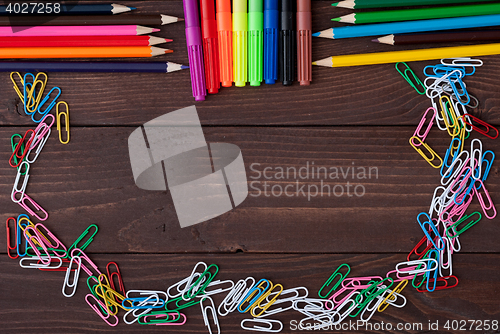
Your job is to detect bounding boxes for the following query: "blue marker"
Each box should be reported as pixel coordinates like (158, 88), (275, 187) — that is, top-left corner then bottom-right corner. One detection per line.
(263, 0), (278, 84)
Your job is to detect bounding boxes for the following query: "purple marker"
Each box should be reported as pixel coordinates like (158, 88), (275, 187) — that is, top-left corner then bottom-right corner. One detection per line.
(183, 0), (207, 101)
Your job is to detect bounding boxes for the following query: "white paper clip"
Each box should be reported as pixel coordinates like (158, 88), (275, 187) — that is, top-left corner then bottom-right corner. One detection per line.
(201, 296), (220, 334)
(241, 319), (283, 332)
(11, 161), (30, 203)
(218, 277), (255, 317)
(19, 255), (59, 269)
(62, 256), (81, 297)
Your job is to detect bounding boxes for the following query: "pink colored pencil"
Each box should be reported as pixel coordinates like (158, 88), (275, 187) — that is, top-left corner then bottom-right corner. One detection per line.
(0, 25), (159, 37)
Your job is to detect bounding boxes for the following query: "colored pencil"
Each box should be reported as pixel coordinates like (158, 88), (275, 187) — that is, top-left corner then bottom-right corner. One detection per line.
(0, 14), (183, 26)
(333, 3), (500, 24)
(0, 3), (135, 15)
(332, 0), (497, 9)
(313, 43), (500, 68)
(0, 36), (170, 47)
(0, 46), (172, 58)
(0, 61), (188, 72)
(374, 30), (500, 45)
(314, 14), (500, 40)
(0, 25), (159, 37)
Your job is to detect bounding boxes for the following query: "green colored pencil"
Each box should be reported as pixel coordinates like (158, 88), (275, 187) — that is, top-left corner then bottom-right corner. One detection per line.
(333, 3), (500, 24)
(332, 0), (497, 9)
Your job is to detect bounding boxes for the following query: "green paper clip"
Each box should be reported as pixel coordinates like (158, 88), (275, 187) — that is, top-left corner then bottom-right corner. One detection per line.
(396, 62), (425, 95)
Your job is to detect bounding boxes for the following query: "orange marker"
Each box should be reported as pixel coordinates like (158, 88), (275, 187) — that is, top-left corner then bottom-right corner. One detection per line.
(0, 46), (171, 58)
(216, 0), (233, 87)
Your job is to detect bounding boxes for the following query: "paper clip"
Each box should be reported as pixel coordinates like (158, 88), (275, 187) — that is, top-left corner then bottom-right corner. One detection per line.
(32, 86), (61, 123)
(85, 294), (119, 327)
(6, 217), (19, 259)
(409, 136), (443, 169)
(17, 192), (48, 221)
(25, 126), (51, 164)
(19, 256), (60, 269)
(395, 62), (425, 95)
(123, 295), (162, 325)
(138, 312), (187, 325)
(416, 275), (459, 292)
(34, 222), (67, 257)
(106, 262), (125, 301)
(353, 278), (393, 315)
(476, 151), (495, 189)
(22, 73), (36, 115)
(318, 263), (350, 298)
(11, 134), (27, 174)
(470, 139), (482, 180)
(165, 295), (205, 311)
(439, 96), (460, 137)
(417, 212), (444, 251)
(411, 107), (437, 147)
(474, 180), (496, 219)
(55, 101), (70, 144)
(238, 279), (271, 313)
(407, 236), (433, 262)
(183, 263), (219, 300)
(70, 248), (103, 280)
(377, 280), (408, 312)
(250, 283), (284, 317)
(459, 114), (499, 139)
(25, 234), (51, 265)
(181, 262), (207, 297)
(241, 319), (283, 333)
(441, 57), (483, 69)
(38, 257), (72, 271)
(201, 296), (220, 334)
(62, 256), (82, 297)
(9, 129), (34, 168)
(11, 161), (30, 203)
(218, 277), (255, 316)
(446, 211), (482, 239)
(67, 224), (98, 257)
(95, 274), (131, 315)
(396, 259), (438, 275)
(10, 72), (25, 100)
(16, 214), (29, 257)
(25, 73), (48, 114)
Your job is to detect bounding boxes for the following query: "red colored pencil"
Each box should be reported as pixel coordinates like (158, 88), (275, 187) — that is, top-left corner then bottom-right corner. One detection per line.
(0, 35), (171, 47)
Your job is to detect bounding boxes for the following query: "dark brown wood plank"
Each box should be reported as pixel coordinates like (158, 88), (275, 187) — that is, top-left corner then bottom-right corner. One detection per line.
(1, 127), (498, 253)
(0, 1), (499, 126)
(0, 253), (498, 333)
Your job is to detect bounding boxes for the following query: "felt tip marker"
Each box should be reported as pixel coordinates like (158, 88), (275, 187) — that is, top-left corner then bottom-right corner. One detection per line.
(233, 0), (248, 87)
(297, 0), (312, 85)
(216, 0), (233, 87)
(249, 0), (264, 86)
(264, 0), (279, 84)
(201, 0), (220, 94)
(279, 0), (295, 86)
(183, 0), (207, 101)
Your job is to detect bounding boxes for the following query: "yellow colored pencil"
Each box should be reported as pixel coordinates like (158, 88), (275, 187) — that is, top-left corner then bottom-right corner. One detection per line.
(0, 46), (172, 58)
(313, 43), (500, 68)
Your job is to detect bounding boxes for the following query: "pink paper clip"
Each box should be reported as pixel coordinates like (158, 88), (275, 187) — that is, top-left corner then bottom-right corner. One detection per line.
(411, 107), (437, 147)
(16, 192), (48, 221)
(71, 248), (103, 281)
(34, 223), (67, 257)
(474, 180), (496, 219)
(326, 284), (358, 310)
(24, 231), (51, 265)
(85, 294), (119, 327)
(343, 276), (382, 289)
(141, 313), (187, 326)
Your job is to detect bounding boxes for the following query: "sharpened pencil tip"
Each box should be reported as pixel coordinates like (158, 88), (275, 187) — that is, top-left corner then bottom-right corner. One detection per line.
(331, 2), (339, 6)
(153, 28), (161, 32)
(312, 32), (320, 37)
(312, 62), (317, 65)
(331, 17), (341, 22)
(130, 7), (136, 10)
(165, 49), (174, 54)
(371, 39), (379, 43)
(181, 65), (190, 69)
(179, 18), (184, 21)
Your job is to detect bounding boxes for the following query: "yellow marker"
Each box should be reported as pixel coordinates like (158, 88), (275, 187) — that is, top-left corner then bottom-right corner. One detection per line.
(313, 43), (500, 68)
(56, 101), (70, 144)
(378, 279), (408, 312)
(233, 0), (248, 86)
(409, 136), (443, 169)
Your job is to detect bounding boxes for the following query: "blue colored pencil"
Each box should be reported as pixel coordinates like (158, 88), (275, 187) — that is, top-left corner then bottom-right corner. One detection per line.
(313, 13), (500, 39)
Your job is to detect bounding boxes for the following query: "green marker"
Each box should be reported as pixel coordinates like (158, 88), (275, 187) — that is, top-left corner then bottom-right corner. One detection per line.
(233, 0), (248, 87)
(248, 0), (263, 86)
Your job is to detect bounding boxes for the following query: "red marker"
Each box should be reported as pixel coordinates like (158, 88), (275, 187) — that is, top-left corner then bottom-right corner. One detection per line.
(201, 0), (220, 94)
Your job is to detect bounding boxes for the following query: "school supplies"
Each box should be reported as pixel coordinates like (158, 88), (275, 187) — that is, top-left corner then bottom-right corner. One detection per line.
(264, 0), (279, 84)
(313, 14), (500, 40)
(233, 0), (248, 87)
(0, 46), (172, 58)
(297, 0), (312, 86)
(0, 25), (159, 37)
(184, 0), (207, 101)
(56, 101), (70, 144)
(0, 14), (182, 26)
(216, 0), (233, 87)
(332, 3), (500, 24)
(375, 30), (500, 45)
(201, 0), (220, 94)
(0, 36), (171, 47)
(280, 0), (295, 86)
(248, 0), (264, 86)
(0, 61), (188, 73)
(331, 0), (497, 9)
(0, 3), (135, 15)
(313, 43), (500, 68)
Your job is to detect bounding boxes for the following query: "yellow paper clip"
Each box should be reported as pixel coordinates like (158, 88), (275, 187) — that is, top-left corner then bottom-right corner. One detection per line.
(409, 136), (443, 169)
(250, 283), (284, 317)
(10, 72), (25, 100)
(56, 101), (70, 144)
(439, 96), (460, 137)
(377, 279), (408, 312)
(25, 72), (48, 114)
(95, 274), (132, 315)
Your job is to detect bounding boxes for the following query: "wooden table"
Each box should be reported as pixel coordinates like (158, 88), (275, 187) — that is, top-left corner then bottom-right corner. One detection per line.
(1, 1), (499, 333)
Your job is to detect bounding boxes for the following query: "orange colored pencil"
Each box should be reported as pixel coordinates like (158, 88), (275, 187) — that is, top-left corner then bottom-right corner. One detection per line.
(0, 46), (172, 58)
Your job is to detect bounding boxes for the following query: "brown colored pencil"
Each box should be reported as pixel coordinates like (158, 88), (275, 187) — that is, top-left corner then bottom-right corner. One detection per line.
(374, 30), (500, 45)
(0, 14), (183, 26)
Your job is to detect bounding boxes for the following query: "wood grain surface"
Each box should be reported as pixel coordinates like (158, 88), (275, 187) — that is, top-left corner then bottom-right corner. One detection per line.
(1, 0), (499, 333)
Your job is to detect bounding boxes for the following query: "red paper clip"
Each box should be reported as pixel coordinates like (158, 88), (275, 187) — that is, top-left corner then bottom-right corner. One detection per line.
(106, 262), (125, 302)
(9, 129), (34, 168)
(460, 114), (499, 139)
(407, 235), (434, 261)
(416, 275), (459, 292)
(6, 217), (19, 259)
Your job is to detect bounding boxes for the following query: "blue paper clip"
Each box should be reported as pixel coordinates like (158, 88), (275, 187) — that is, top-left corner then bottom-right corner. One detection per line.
(453, 176), (475, 205)
(425, 249), (439, 292)
(417, 212), (444, 251)
(32, 86), (61, 123)
(238, 279), (270, 313)
(441, 138), (461, 177)
(474, 151), (495, 191)
(16, 214), (30, 257)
